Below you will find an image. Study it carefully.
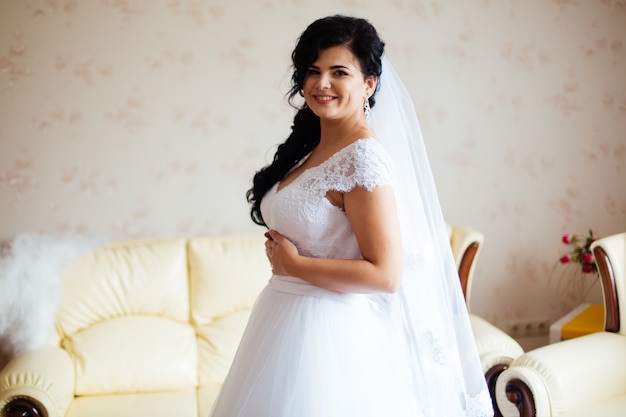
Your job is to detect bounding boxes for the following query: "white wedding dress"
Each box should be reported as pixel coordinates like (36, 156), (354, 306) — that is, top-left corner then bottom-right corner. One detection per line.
(209, 138), (492, 417)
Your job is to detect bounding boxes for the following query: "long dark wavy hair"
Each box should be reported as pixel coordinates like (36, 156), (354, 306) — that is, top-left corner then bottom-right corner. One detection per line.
(246, 15), (385, 227)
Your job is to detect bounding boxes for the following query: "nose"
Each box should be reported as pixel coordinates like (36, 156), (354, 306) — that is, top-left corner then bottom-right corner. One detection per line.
(316, 73), (331, 90)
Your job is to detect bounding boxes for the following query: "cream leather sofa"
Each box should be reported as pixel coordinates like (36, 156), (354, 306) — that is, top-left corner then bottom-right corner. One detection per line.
(0, 234), (271, 417)
(495, 232), (626, 417)
(0, 230), (521, 417)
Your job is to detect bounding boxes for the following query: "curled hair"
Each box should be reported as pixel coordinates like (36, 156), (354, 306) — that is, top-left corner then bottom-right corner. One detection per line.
(246, 15), (385, 226)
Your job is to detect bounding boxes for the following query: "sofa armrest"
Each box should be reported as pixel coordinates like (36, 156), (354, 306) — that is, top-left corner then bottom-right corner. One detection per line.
(470, 314), (524, 416)
(0, 346), (75, 417)
(495, 332), (626, 417)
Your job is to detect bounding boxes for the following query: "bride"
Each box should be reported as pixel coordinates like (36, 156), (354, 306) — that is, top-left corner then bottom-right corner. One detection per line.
(209, 15), (493, 417)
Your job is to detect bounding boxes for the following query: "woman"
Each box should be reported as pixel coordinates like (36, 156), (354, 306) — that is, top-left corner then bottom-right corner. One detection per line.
(209, 15), (493, 417)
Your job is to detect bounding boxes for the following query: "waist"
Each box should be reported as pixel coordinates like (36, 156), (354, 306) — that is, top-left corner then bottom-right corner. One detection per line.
(269, 275), (368, 304)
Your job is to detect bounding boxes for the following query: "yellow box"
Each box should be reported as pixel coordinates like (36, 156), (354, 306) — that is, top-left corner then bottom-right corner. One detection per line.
(549, 303), (604, 343)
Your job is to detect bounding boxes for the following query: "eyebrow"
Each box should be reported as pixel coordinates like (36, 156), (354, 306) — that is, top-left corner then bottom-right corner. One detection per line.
(308, 64), (352, 71)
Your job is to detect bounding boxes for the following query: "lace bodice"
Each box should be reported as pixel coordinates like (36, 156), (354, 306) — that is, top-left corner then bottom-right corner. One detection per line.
(260, 138), (393, 260)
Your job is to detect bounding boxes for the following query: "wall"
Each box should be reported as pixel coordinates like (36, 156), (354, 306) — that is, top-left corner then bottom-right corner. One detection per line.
(1, 0), (625, 337)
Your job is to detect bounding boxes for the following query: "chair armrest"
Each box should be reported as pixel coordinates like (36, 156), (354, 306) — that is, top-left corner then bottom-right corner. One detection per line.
(470, 314), (524, 417)
(0, 346), (75, 417)
(495, 332), (626, 417)
(470, 314), (524, 372)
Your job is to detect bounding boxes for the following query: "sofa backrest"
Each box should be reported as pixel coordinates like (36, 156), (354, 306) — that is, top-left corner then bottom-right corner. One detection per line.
(56, 238), (195, 396)
(54, 234), (270, 397)
(188, 234), (271, 388)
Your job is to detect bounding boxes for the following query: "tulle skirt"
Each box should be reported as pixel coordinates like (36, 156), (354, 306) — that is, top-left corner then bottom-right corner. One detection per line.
(209, 275), (423, 417)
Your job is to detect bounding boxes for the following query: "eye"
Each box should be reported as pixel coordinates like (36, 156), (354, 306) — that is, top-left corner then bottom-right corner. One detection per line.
(306, 68), (320, 75)
(334, 69), (348, 76)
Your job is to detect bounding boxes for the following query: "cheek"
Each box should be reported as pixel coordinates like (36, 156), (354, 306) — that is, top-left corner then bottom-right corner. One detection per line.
(301, 84), (312, 103)
(349, 86), (366, 104)
(302, 76), (315, 90)
(301, 80), (313, 99)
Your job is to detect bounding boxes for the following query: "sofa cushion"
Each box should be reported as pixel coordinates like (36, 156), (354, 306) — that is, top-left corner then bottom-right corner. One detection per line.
(188, 234), (270, 325)
(66, 390), (198, 417)
(64, 316), (197, 395)
(56, 238), (190, 337)
(562, 395), (626, 417)
(198, 385), (220, 417)
(196, 310), (252, 386)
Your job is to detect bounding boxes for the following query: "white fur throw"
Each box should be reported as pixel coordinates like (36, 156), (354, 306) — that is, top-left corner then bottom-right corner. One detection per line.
(0, 233), (104, 370)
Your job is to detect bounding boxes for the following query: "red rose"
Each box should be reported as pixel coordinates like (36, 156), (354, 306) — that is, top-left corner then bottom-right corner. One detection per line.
(561, 234), (573, 244)
(582, 264), (594, 273)
(559, 254), (572, 264)
(581, 253), (594, 263)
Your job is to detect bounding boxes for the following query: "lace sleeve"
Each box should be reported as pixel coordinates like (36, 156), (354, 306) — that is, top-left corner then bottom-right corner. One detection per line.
(312, 138), (394, 195)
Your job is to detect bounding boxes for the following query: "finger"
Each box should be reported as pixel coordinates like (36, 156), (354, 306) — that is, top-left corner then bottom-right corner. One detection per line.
(268, 229), (283, 243)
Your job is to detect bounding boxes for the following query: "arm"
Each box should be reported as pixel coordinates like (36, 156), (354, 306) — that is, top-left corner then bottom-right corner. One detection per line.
(267, 184), (403, 293)
(0, 346), (75, 417)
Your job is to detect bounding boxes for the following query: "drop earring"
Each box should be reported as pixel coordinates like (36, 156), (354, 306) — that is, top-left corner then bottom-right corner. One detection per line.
(364, 96), (371, 126)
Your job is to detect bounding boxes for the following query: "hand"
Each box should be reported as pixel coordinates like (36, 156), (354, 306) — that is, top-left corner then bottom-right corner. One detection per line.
(264, 229), (298, 275)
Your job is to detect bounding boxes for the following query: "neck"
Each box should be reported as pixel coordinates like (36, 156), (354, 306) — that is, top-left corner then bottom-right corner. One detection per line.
(318, 116), (370, 147)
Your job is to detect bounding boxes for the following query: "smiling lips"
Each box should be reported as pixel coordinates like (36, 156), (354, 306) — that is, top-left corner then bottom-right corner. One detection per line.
(313, 95), (337, 104)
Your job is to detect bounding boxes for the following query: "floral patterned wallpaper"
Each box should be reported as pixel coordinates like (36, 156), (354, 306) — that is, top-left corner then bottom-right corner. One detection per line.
(1, 0), (625, 338)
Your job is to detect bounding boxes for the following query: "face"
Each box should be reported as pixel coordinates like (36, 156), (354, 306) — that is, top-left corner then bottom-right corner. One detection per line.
(302, 45), (377, 123)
